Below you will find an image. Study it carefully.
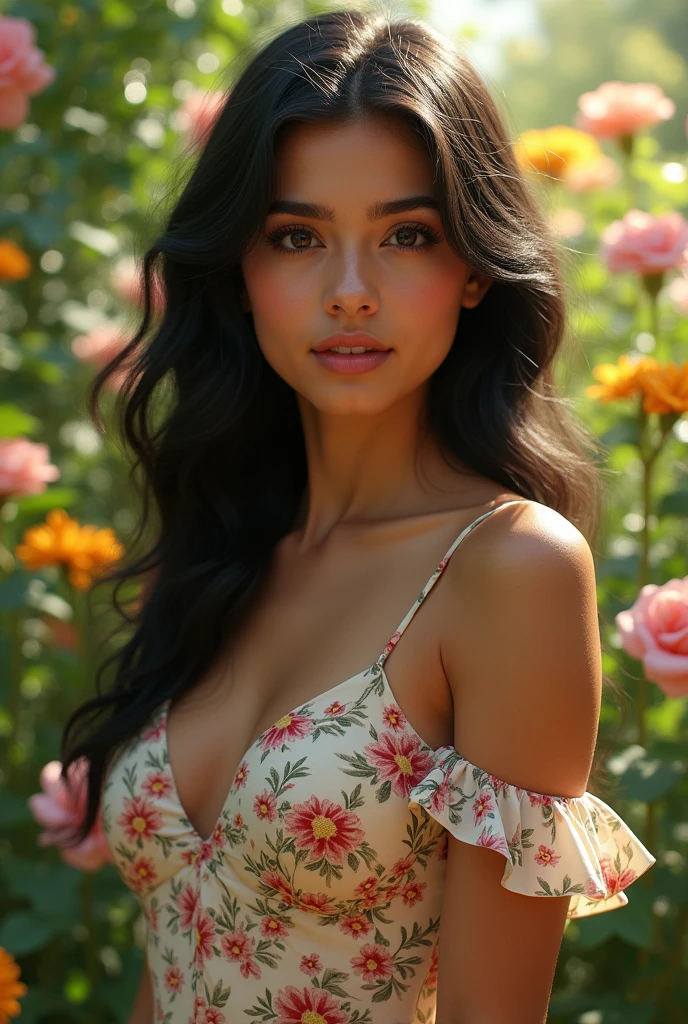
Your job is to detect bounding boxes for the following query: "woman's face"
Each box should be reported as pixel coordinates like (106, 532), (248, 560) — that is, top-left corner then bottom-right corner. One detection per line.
(240, 115), (492, 415)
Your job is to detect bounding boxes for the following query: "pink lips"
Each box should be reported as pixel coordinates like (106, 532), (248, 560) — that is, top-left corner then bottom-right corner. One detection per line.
(311, 332), (392, 375)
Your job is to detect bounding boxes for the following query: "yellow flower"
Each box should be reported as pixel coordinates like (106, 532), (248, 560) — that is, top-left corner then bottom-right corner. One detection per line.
(0, 240), (31, 281)
(515, 125), (602, 180)
(585, 354), (661, 403)
(0, 947), (27, 1024)
(15, 508), (124, 590)
(636, 360), (688, 414)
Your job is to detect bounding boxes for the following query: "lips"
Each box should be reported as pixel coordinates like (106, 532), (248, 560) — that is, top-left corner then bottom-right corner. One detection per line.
(313, 333), (390, 353)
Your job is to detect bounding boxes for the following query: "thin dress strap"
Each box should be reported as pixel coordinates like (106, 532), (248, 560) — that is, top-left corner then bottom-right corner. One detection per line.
(376, 499), (527, 667)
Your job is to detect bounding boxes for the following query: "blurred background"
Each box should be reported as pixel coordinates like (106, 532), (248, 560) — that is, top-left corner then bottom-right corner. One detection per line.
(1, 1), (687, 1022)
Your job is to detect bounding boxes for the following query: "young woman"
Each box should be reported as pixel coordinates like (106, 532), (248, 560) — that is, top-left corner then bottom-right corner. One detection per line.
(61, 10), (655, 1024)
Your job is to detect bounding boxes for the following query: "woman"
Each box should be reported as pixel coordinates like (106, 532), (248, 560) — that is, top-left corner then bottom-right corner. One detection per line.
(61, 10), (655, 1023)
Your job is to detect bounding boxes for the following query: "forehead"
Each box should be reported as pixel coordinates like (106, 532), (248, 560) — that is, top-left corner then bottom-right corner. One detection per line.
(272, 116), (436, 207)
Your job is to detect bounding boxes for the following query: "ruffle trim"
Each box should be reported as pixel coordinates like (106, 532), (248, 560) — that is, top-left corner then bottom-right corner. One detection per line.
(408, 745), (656, 919)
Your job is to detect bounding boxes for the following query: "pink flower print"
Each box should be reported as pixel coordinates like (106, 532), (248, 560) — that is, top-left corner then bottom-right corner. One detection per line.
(526, 791), (553, 807)
(382, 703), (406, 730)
(274, 986), (348, 1024)
(364, 732), (435, 798)
(299, 890), (336, 914)
(436, 833), (449, 860)
(181, 847), (201, 868)
(600, 853), (637, 895)
(260, 915), (289, 940)
(391, 853), (416, 876)
(324, 700), (346, 715)
(534, 844), (561, 868)
(233, 813), (245, 829)
(221, 927), (261, 979)
(141, 719), (165, 743)
(584, 876), (606, 899)
(260, 713), (314, 752)
(253, 789), (277, 822)
(148, 903), (158, 932)
(117, 795), (163, 843)
(426, 943), (439, 989)
(340, 914), (372, 939)
(164, 958), (184, 995)
(141, 770), (173, 800)
(196, 841), (214, 868)
(193, 907), (216, 969)
(350, 942), (395, 982)
(198, 1010), (226, 1024)
(354, 876), (385, 909)
(177, 884), (199, 930)
(232, 760), (249, 790)
(430, 777), (451, 814)
(476, 828), (509, 858)
(128, 855), (157, 893)
(401, 879), (427, 907)
(381, 630), (403, 658)
(299, 952), (322, 976)
(489, 774), (511, 797)
(261, 869), (295, 906)
(283, 795), (365, 865)
(211, 820), (226, 848)
(472, 790), (494, 826)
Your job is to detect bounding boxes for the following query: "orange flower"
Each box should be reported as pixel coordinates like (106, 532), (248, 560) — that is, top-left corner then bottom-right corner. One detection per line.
(636, 360), (688, 414)
(515, 125), (602, 180)
(585, 354), (661, 403)
(15, 508), (124, 590)
(0, 947), (27, 1023)
(0, 240), (31, 281)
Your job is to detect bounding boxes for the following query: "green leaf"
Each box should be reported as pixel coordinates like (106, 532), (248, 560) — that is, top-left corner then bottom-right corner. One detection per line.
(0, 910), (58, 955)
(0, 789), (34, 825)
(606, 744), (685, 802)
(1, 857), (82, 926)
(573, 907), (621, 949)
(14, 488), (81, 515)
(0, 403), (39, 437)
(0, 572), (32, 612)
(612, 884), (654, 948)
(377, 779), (392, 803)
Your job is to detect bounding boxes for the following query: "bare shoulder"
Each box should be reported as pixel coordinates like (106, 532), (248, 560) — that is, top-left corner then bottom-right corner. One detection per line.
(440, 498), (602, 798)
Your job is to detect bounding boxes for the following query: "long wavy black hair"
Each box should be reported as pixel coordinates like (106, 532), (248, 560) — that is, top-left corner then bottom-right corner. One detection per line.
(59, 8), (617, 846)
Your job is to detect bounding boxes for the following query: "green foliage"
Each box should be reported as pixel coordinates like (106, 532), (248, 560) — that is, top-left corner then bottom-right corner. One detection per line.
(0, 1), (686, 1022)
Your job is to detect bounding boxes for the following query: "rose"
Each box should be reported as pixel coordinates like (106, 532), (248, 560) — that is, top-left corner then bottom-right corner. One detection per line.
(111, 256), (165, 314)
(178, 89), (225, 149)
(28, 759), (114, 871)
(0, 438), (60, 498)
(0, 16), (56, 130)
(71, 322), (137, 391)
(616, 577), (688, 697)
(575, 81), (675, 140)
(601, 210), (688, 276)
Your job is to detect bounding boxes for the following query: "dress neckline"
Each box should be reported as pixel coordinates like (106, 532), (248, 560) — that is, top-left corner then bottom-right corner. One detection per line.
(160, 498), (527, 844)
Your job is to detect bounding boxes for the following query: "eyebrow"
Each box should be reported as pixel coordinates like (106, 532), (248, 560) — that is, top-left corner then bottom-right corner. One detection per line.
(266, 194), (441, 221)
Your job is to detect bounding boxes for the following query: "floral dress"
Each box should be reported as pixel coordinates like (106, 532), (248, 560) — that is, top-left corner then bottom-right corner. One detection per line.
(101, 499), (656, 1024)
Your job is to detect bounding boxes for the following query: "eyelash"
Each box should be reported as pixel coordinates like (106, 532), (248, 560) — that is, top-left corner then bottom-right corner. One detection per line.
(265, 221), (443, 256)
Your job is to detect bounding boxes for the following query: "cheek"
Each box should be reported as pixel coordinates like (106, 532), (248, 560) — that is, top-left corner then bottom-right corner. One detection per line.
(389, 260), (464, 347)
(242, 255), (314, 342)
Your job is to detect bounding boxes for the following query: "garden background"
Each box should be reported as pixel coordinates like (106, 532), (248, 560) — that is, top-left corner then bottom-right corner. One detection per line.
(1, 0), (687, 1021)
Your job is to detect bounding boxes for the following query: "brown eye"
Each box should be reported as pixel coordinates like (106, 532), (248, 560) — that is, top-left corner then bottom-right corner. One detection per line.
(288, 230), (314, 249)
(394, 227), (419, 247)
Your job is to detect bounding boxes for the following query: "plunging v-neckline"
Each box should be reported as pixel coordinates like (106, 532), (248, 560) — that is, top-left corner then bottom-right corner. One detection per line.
(160, 660), (436, 845)
(158, 499), (527, 845)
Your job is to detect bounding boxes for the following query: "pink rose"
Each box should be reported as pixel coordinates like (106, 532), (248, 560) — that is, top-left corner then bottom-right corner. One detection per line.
(28, 759), (113, 872)
(616, 577), (688, 697)
(71, 322), (137, 391)
(0, 17), (56, 130)
(111, 256), (165, 314)
(575, 81), (675, 140)
(0, 438), (60, 498)
(178, 89), (225, 149)
(601, 210), (688, 276)
(668, 270), (688, 314)
(564, 155), (620, 192)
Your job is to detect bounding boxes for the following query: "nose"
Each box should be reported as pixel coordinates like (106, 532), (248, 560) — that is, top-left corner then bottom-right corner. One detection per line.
(323, 248), (380, 317)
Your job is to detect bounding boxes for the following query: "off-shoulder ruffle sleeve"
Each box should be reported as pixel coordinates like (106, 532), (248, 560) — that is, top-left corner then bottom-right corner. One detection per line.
(408, 745), (656, 919)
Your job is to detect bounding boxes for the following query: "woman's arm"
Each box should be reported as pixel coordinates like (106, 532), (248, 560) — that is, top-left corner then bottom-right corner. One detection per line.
(435, 502), (602, 1024)
(127, 953), (154, 1024)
